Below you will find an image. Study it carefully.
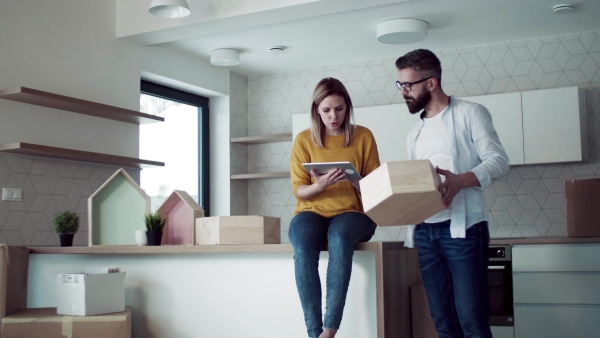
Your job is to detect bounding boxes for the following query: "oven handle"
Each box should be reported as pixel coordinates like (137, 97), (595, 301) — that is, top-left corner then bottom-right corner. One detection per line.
(488, 266), (505, 270)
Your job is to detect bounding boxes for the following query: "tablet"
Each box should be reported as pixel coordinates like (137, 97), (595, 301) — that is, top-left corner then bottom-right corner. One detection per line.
(302, 161), (362, 180)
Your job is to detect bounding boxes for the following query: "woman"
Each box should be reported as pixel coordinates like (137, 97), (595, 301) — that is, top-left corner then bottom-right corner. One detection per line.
(289, 77), (380, 338)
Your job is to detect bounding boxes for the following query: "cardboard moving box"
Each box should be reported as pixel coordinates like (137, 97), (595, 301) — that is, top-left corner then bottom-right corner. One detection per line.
(56, 272), (125, 316)
(0, 245), (29, 321)
(359, 160), (445, 226)
(2, 307), (131, 338)
(566, 178), (600, 237)
(196, 216), (280, 244)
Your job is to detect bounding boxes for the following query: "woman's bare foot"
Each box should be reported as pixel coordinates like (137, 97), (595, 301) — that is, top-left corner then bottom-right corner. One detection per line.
(318, 328), (337, 338)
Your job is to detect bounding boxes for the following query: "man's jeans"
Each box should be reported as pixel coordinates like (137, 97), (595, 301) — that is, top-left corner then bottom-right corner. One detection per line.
(288, 211), (375, 338)
(414, 220), (492, 338)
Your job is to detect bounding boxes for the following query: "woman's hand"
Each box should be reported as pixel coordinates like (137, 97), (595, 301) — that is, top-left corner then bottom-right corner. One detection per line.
(313, 168), (347, 190)
(296, 168), (348, 200)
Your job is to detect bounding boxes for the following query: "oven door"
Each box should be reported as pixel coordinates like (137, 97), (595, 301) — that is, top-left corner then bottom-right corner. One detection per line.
(488, 246), (514, 327)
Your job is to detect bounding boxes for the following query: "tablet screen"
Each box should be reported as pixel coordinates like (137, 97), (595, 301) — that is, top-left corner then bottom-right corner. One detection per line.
(302, 161), (362, 180)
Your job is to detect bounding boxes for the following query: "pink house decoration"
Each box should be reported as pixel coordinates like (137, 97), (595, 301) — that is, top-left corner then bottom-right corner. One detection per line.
(88, 168), (150, 246)
(157, 190), (205, 245)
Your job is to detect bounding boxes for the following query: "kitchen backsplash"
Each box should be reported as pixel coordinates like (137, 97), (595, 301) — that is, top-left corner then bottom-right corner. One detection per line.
(240, 30), (600, 243)
(0, 156), (139, 246)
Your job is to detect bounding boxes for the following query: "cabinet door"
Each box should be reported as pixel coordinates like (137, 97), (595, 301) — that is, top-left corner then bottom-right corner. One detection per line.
(466, 92), (524, 165)
(521, 86), (587, 164)
(354, 103), (414, 163)
(515, 305), (600, 338)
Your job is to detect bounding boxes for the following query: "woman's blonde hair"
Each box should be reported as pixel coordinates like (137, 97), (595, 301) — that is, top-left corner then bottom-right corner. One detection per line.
(310, 77), (354, 148)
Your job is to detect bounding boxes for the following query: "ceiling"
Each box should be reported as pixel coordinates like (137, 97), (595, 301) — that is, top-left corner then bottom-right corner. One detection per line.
(118, 0), (600, 78)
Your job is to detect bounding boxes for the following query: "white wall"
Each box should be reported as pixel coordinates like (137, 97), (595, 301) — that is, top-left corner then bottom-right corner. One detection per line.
(141, 46), (229, 97)
(209, 96), (232, 216)
(28, 251), (377, 338)
(0, 0), (141, 157)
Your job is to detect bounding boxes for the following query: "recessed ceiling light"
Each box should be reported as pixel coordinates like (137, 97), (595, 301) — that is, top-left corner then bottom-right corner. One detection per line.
(268, 47), (285, 54)
(376, 19), (428, 44)
(210, 49), (240, 66)
(553, 4), (574, 13)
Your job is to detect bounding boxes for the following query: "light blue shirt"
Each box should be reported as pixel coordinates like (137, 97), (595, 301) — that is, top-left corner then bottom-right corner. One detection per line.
(404, 96), (510, 248)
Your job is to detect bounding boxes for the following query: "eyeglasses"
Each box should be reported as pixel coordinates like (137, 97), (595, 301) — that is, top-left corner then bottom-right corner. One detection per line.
(396, 77), (433, 92)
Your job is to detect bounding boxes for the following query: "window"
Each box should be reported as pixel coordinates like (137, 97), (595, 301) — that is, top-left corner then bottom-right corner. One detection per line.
(139, 80), (210, 215)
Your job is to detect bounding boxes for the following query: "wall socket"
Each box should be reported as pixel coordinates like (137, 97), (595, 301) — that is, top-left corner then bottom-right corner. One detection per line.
(2, 188), (23, 201)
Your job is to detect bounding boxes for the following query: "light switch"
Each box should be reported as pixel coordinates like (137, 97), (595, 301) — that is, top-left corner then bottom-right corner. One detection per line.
(2, 188), (23, 201)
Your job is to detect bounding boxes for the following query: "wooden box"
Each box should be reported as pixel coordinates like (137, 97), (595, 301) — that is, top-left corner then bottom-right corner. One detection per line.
(566, 178), (600, 237)
(359, 160), (445, 226)
(195, 216), (280, 245)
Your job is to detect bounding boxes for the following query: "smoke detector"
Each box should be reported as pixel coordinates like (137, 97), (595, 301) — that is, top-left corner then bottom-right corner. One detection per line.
(553, 4), (574, 13)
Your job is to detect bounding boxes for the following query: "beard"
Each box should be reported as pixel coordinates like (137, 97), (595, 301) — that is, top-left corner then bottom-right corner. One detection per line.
(405, 90), (431, 114)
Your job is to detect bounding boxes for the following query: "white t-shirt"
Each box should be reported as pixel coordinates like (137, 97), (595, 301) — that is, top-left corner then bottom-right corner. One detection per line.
(415, 109), (452, 222)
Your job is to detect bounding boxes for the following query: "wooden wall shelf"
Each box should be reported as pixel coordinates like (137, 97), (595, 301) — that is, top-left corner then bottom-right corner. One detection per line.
(29, 241), (405, 254)
(0, 142), (164, 168)
(230, 172), (290, 180)
(231, 133), (292, 144)
(0, 87), (163, 125)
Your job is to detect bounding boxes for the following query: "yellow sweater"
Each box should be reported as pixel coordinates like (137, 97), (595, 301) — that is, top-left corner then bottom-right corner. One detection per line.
(290, 125), (380, 217)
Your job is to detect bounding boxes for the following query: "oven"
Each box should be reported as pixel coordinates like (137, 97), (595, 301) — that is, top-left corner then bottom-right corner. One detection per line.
(488, 244), (514, 327)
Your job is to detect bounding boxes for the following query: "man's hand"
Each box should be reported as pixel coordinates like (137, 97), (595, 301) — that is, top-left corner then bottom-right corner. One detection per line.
(436, 167), (480, 207)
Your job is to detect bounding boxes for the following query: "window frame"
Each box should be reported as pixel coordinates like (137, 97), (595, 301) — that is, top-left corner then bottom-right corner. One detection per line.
(140, 80), (210, 216)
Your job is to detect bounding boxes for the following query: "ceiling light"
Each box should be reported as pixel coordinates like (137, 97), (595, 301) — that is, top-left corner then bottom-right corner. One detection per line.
(149, 0), (191, 18)
(376, 19), (428, 44)
(268, 47), (285, 55)
(211, 49), (240, 66)
(553, 4), (574, 13)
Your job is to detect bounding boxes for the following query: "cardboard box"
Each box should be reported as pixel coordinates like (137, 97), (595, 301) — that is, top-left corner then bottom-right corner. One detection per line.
(359, 160), (445, 226)
(56, 272), (125, 316)
(566, 178), (600, 237)
(2, 307), (131, 338)
(0, 245), (29, 320)
(196, 216), (281, 244)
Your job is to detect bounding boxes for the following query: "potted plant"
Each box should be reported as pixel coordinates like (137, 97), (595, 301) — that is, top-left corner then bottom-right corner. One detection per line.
(144, 211), (168, 246)
(52, 210), (80, 247)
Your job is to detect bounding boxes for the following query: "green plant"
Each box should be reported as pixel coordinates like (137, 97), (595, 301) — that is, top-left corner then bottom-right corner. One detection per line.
(144, 211), (168, 232)
(52, 210), (80, 234)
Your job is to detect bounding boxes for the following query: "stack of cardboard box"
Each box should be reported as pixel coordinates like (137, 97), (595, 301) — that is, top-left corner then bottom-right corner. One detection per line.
(0, 245), (131, 338)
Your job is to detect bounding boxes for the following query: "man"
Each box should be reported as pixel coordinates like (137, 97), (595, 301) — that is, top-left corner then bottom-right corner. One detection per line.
(395, 49), (509, 338)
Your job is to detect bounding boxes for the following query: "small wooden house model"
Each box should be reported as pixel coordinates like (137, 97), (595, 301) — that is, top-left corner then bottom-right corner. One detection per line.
(88, 168), (150, 246)
(158, 190), (204, 245)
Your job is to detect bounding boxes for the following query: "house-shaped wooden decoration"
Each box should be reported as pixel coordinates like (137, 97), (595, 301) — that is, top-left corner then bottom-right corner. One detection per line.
(157, 190), (204, 245)
(88, 168), (150, 246)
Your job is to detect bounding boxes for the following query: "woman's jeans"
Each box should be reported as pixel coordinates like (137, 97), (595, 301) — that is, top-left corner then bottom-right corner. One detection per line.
(288, 211), (376, 338)
(414, 220), (492, 338)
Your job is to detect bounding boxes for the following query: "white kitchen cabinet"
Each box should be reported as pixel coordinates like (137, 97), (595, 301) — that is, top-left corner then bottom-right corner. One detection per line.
(354, 103), (413, 163)
(512, 244), (600, 338)
(522, 86), (587, 164)
(292, 86), (586, 167)
(466, 92), (524, 165)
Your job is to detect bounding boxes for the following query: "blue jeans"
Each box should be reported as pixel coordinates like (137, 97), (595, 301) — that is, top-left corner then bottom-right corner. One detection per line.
(288, 211), (376, 338)
(414, 220), (492, 338)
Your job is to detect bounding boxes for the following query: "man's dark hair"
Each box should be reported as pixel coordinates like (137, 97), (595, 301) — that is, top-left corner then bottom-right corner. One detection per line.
(395, 49), (442, 81)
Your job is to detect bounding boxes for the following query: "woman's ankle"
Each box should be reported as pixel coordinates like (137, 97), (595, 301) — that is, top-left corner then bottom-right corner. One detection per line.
(318, 328), (337, 338)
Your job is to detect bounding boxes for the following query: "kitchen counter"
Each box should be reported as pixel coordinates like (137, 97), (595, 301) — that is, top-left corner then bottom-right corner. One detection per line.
(490, 236), (600, 245)
(26, 241), (419, 338)
(28, 237), (600, 255)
